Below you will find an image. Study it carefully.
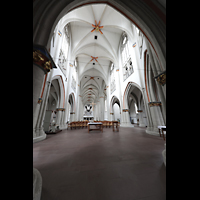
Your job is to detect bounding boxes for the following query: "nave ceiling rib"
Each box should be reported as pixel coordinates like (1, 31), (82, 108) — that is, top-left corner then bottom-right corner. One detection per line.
(57, 3), (140, 106)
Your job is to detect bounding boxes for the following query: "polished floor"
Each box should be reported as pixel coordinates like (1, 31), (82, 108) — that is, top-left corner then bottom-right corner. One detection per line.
(33, 125), (166, 200)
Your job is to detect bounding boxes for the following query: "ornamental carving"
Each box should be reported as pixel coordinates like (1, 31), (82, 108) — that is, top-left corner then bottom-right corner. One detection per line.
(33, 50), (52, 73)
(56, 108), (65, 111)
(38, 98), (42, 104)
(154, 71), (166, 86)
(148, 102), (162, 107)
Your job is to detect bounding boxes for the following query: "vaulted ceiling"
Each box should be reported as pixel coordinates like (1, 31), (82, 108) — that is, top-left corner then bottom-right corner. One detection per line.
(59, 3), (134, 105)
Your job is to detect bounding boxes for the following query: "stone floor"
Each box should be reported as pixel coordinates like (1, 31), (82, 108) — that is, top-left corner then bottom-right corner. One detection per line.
(33, 125), (166, 200)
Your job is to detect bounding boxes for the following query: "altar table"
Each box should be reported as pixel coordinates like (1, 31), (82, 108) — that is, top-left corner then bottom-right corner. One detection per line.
(88, 122), (103, 133)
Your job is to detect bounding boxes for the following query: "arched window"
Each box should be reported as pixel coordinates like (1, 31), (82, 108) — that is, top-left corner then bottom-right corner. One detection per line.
(121, 32), (134, 81)
(110, 62), (116, 94)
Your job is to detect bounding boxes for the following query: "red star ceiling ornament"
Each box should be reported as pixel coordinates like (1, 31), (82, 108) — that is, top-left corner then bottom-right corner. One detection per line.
(90, 56), (98, 62)
(91, 20), (104, 34)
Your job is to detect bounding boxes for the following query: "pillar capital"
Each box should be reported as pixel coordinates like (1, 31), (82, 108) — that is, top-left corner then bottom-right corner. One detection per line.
(33, 44), (57, 74)
(110, 113), (114, 115)
(148, 102), (162, 107)
(56, 108), (65, 111)
(122, 109), (129, 112)
(137, 110), (143, 112)
(70, 112), (75, 114)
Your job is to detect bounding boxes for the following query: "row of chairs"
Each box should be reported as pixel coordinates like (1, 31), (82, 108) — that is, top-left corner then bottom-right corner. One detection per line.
(67, 121), (120, 130)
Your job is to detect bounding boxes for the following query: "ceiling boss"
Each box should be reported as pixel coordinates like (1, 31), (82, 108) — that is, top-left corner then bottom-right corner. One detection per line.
(91, 20), (104, 34)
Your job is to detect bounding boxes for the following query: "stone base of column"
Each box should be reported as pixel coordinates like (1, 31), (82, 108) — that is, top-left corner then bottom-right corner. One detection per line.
(145, 126), (159, 136)
(33, 134), (46, 143)
(120, 122), (134, 127)
(33, 168), (42, 200)
(59, 124), (68, 130)
(139, 123), (146, 127)
(33, 128), (46, 143)
(162, 143), (166, 166)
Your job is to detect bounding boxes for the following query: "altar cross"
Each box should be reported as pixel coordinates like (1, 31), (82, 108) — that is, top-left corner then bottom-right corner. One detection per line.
(91, 102), (96, 111)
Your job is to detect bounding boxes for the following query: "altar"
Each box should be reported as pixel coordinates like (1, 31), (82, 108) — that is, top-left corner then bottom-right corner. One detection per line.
(83, 116), (94, 121)
(83, 104), (94, 121)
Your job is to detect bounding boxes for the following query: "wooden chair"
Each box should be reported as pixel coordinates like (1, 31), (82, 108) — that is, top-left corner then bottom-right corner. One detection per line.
(67, 122), (72, 130)
(71, 122), (76, 129)
(109, 121), (113, 128)
(106, 121), (109, 128)
(103, 121), (106, 128)
(76, 121), (79, 129)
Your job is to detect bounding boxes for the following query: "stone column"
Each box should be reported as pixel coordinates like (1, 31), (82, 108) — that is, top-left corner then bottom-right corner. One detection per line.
(99, 96), (104, 121)
(33, 168), (42, 200)
(121, 109), (132, 127)
(33, 45), (56, 143)
(59, 108), (67, 129)
(33, 65), (46, 139)
(70, 112), (75, 122)
(137, 110), (146, 127)
(146, 102), (165, 135)
(162, 143), (166, 166)
(110, 113), (114, 121)
(55, 108), (65, 129)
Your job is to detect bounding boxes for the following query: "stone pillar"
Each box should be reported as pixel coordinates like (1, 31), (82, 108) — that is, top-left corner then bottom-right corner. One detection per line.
(121, 109), (132, 127)
(110, 113), (114, 121)
(99, 97), (104, 121)
(162, 143), (166, 166)
(56, 108), (65, 129)
(33, 65), (46, 138)
(33, 168), (42, 200)
(70, 112), (75, 122)
(33, 45), (56, 143)
(59, 108), (67, 129)
(137, 110), (146, 127)
(146, 102), (165, 135)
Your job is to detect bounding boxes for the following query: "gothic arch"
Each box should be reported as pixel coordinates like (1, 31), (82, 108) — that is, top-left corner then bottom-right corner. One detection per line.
(110, 95), (121, 114)
(51, 75), (65, 108)
(68, 92), (76, 113)
(122, 81), (143, 109)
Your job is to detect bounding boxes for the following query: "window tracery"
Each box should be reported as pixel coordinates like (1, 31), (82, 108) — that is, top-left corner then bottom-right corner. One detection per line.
(121, 32), (134, 81)
(110, 63), (116, 94)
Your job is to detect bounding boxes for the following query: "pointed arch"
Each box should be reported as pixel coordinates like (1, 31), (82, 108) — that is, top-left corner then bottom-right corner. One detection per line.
(110, 95), (120, 113)
(122, 81), (143, 109)
(51, 75), (65, 108)
(68, 92), (76, 112)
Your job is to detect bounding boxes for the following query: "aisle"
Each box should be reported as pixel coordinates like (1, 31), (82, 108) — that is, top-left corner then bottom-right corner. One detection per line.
(33, 126), (166, 200)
